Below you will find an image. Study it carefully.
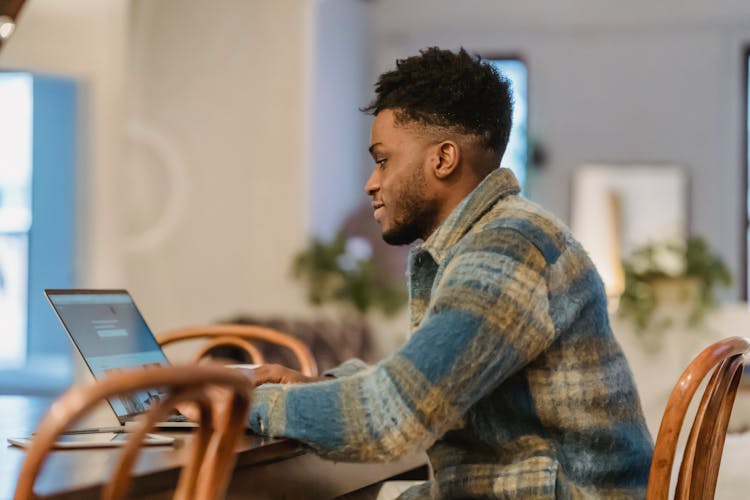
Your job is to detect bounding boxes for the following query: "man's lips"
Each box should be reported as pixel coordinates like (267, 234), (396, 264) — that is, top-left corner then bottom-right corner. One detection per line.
(372, 203), (384, 221)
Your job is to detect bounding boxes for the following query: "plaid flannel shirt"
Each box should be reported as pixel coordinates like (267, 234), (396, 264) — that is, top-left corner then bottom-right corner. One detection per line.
(249, 168), (653, 499)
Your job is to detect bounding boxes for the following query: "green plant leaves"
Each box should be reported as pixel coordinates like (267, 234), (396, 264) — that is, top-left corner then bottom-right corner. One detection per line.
(618, 236), (732, 333)
(292, 234), (407, 316)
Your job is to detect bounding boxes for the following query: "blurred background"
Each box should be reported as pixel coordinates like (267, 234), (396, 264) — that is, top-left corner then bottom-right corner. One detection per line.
(1, 0), (750, 405)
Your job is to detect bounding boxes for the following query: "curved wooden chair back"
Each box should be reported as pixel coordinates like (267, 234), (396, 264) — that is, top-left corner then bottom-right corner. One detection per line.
(14, 365), (252, 500)
(646, 336), (750, 500)
(158, 324), (318, 377)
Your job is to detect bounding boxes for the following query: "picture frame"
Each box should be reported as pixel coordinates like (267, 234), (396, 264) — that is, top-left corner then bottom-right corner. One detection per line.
(570, 164), (689, 296)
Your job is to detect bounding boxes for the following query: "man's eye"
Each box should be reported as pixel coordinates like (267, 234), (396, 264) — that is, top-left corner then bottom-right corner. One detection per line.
(376, 158), (387, 167)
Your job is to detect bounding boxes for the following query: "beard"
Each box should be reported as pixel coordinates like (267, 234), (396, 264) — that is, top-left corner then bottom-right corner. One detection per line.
(381, 167), (436, 246)
(382, 211), (429, 245)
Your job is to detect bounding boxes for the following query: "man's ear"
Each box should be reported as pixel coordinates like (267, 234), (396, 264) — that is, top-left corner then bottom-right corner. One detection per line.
(433, 140), (459, 179)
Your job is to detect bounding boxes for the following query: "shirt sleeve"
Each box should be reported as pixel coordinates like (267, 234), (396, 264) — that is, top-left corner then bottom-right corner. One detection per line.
(323, 358), (369, 378)
(248, 227), (557, 462)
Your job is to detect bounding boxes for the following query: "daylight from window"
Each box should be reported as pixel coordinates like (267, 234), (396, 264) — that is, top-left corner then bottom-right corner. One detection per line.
(0, 73), (33, 368)
(487, 59), (528, 191)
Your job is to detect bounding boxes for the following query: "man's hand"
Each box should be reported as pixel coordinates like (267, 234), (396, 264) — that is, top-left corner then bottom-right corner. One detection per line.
(174, 363), (326, 424)
(252, 363), (326, 386)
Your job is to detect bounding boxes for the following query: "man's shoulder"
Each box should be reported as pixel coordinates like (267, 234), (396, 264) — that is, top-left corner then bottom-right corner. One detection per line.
(461, 195), (576, 265)
(482, 194), (567, 231)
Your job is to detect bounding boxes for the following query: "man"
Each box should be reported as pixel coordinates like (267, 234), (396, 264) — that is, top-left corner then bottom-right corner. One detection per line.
(250, 47), (653, 498)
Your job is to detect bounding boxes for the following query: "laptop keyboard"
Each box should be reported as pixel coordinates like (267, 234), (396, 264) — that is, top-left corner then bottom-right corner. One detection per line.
(165, 413), (191, 423)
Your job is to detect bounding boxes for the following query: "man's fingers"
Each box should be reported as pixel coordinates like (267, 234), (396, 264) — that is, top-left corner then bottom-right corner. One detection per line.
(175, 365), (315, 421)
(251, 365), (284, 385)
(252, 364), (315, 385)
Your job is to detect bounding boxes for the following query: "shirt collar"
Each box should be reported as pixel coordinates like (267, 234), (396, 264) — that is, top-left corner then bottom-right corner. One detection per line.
(418, 168), (521, 264)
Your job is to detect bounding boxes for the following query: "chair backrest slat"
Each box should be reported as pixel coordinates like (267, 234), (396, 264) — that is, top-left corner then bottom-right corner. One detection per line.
(646, 336), (750, 500)
(691, 355), (743, 499)
(674, 357), (729, 498)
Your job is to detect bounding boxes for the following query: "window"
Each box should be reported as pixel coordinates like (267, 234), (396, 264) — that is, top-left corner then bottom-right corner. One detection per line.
(486, 58), (528, 192)
(0, 73), (32, 369)
(0, 72), (77, 394)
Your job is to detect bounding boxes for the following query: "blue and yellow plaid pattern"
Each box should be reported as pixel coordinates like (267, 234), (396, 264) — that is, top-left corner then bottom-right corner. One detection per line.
(249, 168), (653, 499)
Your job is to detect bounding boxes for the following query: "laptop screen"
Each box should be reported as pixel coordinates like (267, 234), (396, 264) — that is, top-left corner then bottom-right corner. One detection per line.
(46, 289), (170, 423)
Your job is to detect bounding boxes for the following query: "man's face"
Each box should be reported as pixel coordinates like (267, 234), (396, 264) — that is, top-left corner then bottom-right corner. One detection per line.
(365, 110), (439, 245)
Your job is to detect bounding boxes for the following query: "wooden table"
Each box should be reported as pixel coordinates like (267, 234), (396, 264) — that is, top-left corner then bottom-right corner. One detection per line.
(0, 396), (427, 499)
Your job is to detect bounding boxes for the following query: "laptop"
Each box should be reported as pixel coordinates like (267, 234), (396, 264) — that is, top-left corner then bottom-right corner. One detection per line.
(45, 289), (199, 430)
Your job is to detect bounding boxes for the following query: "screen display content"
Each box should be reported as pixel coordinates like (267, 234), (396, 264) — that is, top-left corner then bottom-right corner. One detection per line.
(47, 292), (169, 419)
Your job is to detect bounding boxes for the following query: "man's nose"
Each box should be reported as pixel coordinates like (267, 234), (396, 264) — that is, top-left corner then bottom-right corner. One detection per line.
(364, 169), (379, 195)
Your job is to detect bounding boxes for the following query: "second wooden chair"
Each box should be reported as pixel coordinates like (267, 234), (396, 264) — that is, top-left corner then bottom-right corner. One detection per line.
(158, 324), (318, 377)
(646, 336), (750, 500)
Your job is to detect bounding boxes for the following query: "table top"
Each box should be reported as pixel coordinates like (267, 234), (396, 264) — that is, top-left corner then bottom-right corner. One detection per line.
(1, 396), (49, 499)
(0, 394), (300, 499)
(0, 394), (428, 499)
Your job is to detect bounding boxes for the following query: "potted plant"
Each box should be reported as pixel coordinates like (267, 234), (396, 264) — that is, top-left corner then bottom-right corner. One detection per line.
(618, 237), (732, 333)
(291, 234), (407, 317)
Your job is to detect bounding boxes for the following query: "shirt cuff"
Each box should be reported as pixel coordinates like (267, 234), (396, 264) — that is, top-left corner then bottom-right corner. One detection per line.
(248, 384), (285, 435)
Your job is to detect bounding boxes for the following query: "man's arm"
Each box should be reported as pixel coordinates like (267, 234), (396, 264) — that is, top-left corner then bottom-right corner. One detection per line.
(251, 357), (369, 385)
(323, 358), (369, 377)
(249, 228), (558, 462)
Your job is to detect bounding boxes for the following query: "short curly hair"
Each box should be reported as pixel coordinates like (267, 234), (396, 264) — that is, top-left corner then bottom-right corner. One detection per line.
(363, 47), (513, 159)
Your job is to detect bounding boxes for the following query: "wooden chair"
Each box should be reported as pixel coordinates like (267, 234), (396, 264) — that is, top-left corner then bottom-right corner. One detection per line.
(158, 324), (318, 377)
(14, 365), (252, 500)
(646, 336), (750, 500)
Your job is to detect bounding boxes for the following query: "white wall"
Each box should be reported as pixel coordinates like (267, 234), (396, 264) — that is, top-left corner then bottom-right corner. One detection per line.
(372, 0), (750, 299)
(0, 0), (324, 335)
(0, 0), (129, 288)
(309, 0), (373, 240)
(123, 0), (316, 331)
(3, 0), (750, 339)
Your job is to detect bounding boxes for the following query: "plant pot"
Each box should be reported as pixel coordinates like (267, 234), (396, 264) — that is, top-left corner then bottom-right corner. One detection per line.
(649, 276), (702, 329)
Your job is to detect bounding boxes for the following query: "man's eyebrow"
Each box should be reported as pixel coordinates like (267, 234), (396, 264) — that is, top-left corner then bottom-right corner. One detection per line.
(368, 143), (382, 156)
